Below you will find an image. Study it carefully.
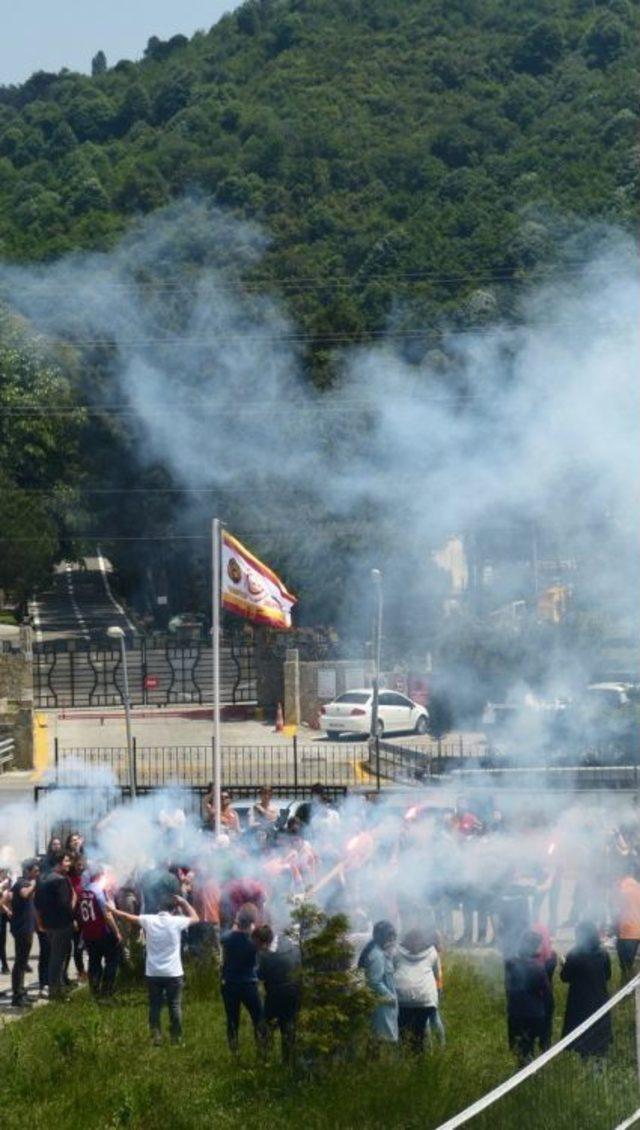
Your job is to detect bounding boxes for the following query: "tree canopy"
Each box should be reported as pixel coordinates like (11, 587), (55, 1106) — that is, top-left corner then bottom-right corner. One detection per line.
(0, 0), (636, 650)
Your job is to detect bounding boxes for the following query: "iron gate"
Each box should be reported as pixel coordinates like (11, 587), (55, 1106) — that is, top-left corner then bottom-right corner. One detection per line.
(33, 636), (256, 708)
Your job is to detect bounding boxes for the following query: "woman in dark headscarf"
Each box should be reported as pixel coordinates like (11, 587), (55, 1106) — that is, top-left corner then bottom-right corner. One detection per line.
(561, 921), (612, 1058)
(505, 930), (554, 1066)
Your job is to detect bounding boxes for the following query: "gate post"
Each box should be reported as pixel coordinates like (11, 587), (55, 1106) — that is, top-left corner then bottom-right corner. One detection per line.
(293, 735), (299, 792)
(141, 639), (148, 707)
(132, 736), (138, 793)
(68, 643), (75, 708)
(375, 737), (381, 791)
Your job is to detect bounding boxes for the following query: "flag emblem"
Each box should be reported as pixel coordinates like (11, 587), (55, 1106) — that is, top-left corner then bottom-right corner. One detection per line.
(221, 531), (296, 630)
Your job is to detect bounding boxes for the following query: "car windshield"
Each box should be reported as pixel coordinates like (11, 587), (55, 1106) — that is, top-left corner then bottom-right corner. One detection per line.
(335, 692), (370, 704)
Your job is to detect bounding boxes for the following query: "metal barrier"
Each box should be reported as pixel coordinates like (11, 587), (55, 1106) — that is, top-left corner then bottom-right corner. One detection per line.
(53, 737), (375, 790)
(32, 781), (349, 853)
(447, 763), (640, 791)
(51, 735), (640, 794)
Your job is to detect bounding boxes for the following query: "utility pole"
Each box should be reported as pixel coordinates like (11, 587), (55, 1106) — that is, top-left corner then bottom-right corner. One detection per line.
(370, 569), (383, 740)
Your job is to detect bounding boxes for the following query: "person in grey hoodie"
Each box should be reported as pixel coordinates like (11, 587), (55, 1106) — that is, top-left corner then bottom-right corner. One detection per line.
(394, 927), (445, 1052)
(358, 920), (398, 1043)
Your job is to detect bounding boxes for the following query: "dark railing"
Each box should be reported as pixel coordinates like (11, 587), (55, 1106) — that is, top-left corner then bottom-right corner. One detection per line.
(53, 737), (376, 790)
(447, 764), (640, 792)
(49, 733), (640, 799)
(32, 781), (349, 854)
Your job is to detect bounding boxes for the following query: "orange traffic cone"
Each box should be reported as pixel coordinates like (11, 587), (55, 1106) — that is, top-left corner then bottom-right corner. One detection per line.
(275, 702), (284, 732)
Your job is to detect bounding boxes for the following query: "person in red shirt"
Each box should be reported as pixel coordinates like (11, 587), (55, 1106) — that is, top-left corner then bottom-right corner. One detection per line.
(68, 853), (87, 983)
(190, 871), (221, 957)
(78, 868), (122, 997)
(220, 878), (267, 929)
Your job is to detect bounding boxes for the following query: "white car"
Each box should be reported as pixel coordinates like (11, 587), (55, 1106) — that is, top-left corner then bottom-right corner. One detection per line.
(320, 689), (429, 739)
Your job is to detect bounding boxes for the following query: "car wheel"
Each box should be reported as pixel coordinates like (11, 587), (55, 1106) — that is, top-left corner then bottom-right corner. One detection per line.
(327, 730), (340, 740)
(414, 715), (429, 735)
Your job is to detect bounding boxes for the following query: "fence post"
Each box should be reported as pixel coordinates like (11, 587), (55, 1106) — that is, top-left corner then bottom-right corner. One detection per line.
(132, 736), (138, 793)
(459, 734), (463, 758)
(54, 736), (59, 770)
(636, 983), (640, 1087)
(293, 735), (298, 792)
(375, 737), (381, 791)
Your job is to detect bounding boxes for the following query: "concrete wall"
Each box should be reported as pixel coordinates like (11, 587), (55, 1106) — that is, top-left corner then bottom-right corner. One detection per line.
(291, 657), (375, 728)
(254, 631), (284, 717)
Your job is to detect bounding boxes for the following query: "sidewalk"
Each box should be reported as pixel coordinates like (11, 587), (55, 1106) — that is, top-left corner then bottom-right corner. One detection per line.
(0, 931), (48, 1027)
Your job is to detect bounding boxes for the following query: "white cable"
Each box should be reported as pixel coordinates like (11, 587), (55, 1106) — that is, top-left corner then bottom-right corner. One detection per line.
(435, 972), (640, 1130)
(614, 1109), (640, 1130)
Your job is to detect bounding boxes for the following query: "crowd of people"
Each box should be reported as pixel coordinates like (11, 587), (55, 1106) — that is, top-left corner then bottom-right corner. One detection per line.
(1, 784), (640, 1066)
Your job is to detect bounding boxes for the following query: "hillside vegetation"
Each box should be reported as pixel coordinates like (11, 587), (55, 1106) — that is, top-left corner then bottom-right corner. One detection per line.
(0, 0), (636, 342)
(0, 0), (636, 632)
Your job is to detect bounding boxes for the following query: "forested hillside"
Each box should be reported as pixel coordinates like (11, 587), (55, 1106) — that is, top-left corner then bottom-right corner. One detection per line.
(0, 0), (636, 343)
(0, 0), (637, 646)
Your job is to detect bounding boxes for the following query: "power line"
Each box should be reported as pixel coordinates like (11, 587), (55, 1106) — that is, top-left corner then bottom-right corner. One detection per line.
(0, 393), (479, 417)
(0, 319), (626, 348)
(0, 260), (626, 297)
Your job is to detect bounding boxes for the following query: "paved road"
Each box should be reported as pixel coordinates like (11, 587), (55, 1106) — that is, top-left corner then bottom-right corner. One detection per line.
(29, 554), (134, 646)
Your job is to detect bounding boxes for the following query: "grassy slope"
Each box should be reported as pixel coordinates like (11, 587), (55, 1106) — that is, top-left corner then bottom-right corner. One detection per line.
(0, 954), (635, 1130)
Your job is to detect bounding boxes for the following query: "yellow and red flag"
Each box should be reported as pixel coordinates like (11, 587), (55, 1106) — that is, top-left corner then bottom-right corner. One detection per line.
(221, 531), (296, 630)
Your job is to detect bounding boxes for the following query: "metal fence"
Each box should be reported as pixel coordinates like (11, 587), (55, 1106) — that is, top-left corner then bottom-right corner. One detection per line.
(446, 764), (640, 792)
(53, 737), (378, 790)
(33, 636), (256, 708)
(32, 781), (349, 853)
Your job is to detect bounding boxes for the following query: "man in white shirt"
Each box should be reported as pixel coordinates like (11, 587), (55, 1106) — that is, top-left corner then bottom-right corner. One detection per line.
(110, 893), (198, 1045)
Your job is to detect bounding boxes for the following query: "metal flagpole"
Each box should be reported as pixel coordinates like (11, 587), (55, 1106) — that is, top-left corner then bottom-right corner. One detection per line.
(212, 518), (222, 838)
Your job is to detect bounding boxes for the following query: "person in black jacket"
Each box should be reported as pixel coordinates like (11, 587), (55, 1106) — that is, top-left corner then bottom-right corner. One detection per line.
(34, 851), (75, 1000)
(253, 924), (301, 1062)
(505, 930), (554, 1066)
(10, 858), (40, 1007)
(561, 921), (612, 1059)
(220, 903), (266, 1052)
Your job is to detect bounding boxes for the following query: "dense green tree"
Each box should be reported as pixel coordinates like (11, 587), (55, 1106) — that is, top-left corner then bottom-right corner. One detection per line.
(582, 13), (626, 66)
(117, 83), (152, 135)
(0, 471), (59, 597)
(91, 50), (108, 77)
(513, 21), (566, 75)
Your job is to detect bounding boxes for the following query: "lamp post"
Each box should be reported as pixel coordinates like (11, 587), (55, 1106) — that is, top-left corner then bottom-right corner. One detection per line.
(107, 625), (135, 797)
(370, 568), (383, 741)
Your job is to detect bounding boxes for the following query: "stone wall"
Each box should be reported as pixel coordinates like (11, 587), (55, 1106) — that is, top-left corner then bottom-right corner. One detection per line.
(0, 626), (33, 768)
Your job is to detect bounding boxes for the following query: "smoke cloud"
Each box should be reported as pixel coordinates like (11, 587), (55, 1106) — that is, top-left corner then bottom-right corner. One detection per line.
(0, 200), (638, 701)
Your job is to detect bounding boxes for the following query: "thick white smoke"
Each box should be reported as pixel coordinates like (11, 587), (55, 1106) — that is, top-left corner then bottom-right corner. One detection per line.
(0, 200), (638, 692)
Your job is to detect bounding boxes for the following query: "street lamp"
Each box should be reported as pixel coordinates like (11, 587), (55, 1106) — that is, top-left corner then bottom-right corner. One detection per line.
(107, 625), (135, 797)
(370, 569), (383, 741)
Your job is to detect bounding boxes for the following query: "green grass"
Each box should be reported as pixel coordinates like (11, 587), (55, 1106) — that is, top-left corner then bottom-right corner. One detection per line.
(0, 955), (636, 1130)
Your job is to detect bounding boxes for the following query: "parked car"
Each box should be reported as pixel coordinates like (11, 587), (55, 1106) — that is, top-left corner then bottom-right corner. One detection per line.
(586, 682), (633, 708)
(320, 689), (429, 739)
